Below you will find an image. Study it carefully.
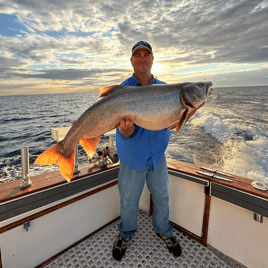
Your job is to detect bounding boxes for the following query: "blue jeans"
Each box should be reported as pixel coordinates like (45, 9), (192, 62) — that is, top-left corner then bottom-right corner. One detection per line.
(117, 155), (173, 239)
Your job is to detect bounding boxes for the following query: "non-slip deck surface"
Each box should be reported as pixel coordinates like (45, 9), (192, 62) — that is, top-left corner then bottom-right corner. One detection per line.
(44, 210), (246, 268)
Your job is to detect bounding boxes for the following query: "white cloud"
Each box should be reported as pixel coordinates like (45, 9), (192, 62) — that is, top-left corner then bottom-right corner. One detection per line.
(0, 0), (267, 95)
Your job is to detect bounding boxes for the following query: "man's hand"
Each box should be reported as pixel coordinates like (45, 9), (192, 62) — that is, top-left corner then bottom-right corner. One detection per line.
(118, 118), (135, 138)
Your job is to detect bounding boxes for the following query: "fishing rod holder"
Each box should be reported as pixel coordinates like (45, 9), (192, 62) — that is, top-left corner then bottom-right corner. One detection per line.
(20, 147), (32, 189)
(196, 166), (233, 183)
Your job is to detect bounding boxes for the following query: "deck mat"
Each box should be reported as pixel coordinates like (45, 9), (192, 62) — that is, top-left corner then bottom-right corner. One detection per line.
(44, 210), (246, 268)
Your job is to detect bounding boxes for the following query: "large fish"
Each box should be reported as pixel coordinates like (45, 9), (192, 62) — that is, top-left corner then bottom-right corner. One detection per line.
(35, 81), (213, 181)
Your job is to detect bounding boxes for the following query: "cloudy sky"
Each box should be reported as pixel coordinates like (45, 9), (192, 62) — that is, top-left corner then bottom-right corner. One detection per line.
(0, 0), (268, 95)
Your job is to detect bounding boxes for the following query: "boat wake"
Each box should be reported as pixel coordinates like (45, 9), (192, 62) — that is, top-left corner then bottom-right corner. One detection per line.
(191, 109), (268, 183)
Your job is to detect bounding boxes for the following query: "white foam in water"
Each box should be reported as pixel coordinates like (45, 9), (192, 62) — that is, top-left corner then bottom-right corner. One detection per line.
(0, 156), (59, 183)
(221, 136), (268, 183)
(191, 110), (268, 183)
(191, 109), (240, 144)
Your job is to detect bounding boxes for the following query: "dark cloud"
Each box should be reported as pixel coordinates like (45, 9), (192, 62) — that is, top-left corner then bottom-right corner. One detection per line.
(1, 67), (130, 80)
(0, 54), (31, 69)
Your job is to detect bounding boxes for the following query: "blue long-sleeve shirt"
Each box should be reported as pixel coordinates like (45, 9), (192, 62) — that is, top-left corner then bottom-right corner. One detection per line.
(116, 74), (171, 171)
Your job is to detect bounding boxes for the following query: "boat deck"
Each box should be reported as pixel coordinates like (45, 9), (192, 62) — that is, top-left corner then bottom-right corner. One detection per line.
(43, 210), (246, 268)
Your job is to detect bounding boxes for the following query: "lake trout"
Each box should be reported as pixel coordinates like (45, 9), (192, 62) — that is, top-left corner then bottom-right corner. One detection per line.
(35, 81), (213, 181)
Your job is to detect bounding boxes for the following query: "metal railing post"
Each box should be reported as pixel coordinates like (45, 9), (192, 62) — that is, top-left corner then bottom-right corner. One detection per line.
(73, 144), (80, 175)
(20, 147), (32, 189)
(109, 135), (114, 148)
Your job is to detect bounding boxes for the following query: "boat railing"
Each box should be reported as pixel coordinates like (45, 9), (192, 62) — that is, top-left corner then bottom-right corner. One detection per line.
(20, 147), (32, 189)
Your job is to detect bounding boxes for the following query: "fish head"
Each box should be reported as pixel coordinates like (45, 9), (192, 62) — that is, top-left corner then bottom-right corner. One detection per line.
(182, 82), (213, 108)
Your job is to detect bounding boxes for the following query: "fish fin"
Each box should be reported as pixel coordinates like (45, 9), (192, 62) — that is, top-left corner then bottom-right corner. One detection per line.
(167, 109), (189, 133)
(185, 101), (205, 123)
(114, 122), (120, 129)
(99, 85), (123, 98)
(79, 136), (101, 158)
(166, 122), (177, 131)
(34, 143), (74, 182)
(168, 101), (205, 133)
(71, 121), (75, 126)
(176, 109), (189, 132)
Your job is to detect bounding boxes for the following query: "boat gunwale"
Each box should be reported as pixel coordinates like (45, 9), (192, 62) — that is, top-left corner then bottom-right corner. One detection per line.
(1, 159), (267, 205)
(0, 159), (267, 234)
(167, 159), (268, 200)
(0, 162), (119, 204)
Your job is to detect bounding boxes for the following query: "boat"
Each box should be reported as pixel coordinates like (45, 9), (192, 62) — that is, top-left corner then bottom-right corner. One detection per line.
(0, 127), (267, 268)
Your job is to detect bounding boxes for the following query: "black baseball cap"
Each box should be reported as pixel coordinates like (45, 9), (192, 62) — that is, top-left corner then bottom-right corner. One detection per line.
(132, 41), (153, 57)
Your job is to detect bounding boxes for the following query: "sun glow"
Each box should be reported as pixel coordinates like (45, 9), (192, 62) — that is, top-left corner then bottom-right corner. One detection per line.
(152, 62), (164, 74)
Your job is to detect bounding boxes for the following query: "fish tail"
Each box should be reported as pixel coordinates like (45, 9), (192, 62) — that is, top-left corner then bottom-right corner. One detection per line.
(79, 136), (101, 158)
(34, 143), (75, 182)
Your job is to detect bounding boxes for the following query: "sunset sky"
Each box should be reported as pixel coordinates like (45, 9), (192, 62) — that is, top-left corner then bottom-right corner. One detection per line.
(0, 0), (268, 95)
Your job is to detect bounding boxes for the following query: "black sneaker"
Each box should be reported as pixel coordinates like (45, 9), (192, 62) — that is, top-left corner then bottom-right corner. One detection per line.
(112, 233), (131, 260)
(156, 233), (182, 257)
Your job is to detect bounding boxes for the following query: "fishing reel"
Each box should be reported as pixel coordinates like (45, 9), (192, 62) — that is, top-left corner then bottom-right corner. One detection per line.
(89, 146), (119, 167)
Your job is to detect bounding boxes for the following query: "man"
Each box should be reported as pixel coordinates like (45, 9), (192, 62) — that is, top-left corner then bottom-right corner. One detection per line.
(112, 41), (182, 260)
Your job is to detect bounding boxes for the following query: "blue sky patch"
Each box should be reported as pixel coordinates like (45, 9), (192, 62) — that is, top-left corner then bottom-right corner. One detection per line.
(0, 14), (28, 37)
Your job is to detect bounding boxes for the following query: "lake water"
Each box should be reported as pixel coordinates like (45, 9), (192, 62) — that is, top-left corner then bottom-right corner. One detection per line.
(1, 86), (267, 183)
